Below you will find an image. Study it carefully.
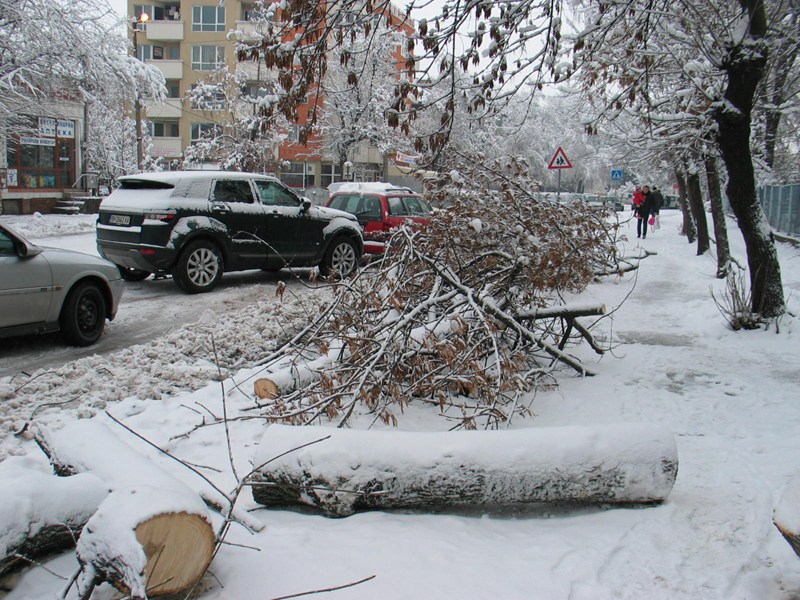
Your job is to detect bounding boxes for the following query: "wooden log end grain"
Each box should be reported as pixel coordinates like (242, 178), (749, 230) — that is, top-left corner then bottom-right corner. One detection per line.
(134, 512), (216, 597)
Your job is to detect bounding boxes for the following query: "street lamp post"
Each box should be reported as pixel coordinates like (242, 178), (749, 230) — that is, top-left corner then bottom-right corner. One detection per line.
(131, 13), (149, 171)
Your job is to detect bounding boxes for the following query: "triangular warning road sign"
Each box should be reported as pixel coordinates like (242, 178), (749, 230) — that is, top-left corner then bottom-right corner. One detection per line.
(548, 147), (573, 170)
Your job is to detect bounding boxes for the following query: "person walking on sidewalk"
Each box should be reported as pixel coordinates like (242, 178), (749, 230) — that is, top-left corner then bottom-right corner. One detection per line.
(636, 185), (655, 239)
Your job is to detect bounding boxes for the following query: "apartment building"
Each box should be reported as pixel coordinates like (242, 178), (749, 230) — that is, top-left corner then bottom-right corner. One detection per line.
(132, 0), (416, 190)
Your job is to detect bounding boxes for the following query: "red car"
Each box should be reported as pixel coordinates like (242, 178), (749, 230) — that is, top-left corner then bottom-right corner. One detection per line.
(325, 183), (432, 255)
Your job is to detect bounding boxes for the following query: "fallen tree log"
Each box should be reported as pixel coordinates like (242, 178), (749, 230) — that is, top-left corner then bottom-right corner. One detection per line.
(250, 423), (679, 517)
(0, 458), (107, 576)
(34, 420), (215, 599)
(254, 346), (342, 400)
(515, 303), (606, 321)
(774, 474), (800, 558)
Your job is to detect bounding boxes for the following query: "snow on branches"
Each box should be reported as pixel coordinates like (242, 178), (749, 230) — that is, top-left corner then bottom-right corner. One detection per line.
(251, 155), (620, 430)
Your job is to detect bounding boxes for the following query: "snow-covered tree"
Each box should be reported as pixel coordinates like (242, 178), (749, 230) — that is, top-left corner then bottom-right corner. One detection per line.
(315, 20), (411, 176)
(182, 67), (287, 172)
(0, 0), (166, 178)
(566, 0), (787, 318)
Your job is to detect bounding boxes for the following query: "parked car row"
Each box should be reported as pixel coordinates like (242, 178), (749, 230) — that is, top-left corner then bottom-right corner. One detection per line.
(1, 173), (433, 347)
(533, 192), (626, 211)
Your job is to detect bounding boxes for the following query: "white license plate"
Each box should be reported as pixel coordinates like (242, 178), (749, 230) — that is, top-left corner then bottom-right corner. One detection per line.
(109, 214), (131, 226)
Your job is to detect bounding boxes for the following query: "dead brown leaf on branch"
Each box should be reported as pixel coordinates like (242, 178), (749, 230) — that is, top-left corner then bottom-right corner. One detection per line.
(247, 154), (627, 430)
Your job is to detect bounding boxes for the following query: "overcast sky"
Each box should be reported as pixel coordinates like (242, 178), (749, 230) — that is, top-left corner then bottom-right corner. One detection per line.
(108, 0), (125, 18)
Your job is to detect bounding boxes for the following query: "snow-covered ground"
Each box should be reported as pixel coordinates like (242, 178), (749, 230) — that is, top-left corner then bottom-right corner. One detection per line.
(2, 210), (800, 599)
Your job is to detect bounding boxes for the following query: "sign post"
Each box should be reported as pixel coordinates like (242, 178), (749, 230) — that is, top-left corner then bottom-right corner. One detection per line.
(548, 147), (573, 203)
(610, 169), (623, 209)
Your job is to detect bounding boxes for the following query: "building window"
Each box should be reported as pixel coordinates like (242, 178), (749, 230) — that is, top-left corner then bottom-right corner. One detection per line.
(281, 162), (307, 188)
(137, 45), (153, 61)
(192, 5), (226, 31)
(151, 122), (179, 137)
(190, 123), (221, 144)
(5, 117), (75, 189)
(134, 4), (169, 20)
(242, 3), (257, 21)
(191, 45), (225, 71)
(190, 84), (226, 110)
(242, 82), (272, 98)
(320, 163), (342, 188)
(166, 80), (180, 98)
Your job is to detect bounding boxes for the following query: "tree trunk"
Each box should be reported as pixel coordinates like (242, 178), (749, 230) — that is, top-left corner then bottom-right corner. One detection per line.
(761, 14), (798, 170)
(714, 0), (784, 317)
(686, 169), (710, 255)
(674, 167), (695, 243)
(704, 154), (731, 278)
(34, 420), (216, 599)
(250, 423), (679, 517)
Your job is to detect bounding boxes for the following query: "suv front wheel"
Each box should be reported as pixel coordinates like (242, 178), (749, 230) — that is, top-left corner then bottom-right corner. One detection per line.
(172, 239), (224, 294)
(319, 237), (359, 278)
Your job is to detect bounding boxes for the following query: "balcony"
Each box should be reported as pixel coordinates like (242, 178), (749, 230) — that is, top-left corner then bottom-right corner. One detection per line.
(233, 20), (275, 42)
(145, 98), (182, 119)
(145, 20), (184, 41)
(150, 137), (183, 158)
(236, 60), (263, 81)
(146, 59), (183, 80)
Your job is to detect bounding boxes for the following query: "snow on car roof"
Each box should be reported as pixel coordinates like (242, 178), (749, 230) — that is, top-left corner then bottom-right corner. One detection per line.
(118, 171), (279, 183)
(330, 182), (417, 195)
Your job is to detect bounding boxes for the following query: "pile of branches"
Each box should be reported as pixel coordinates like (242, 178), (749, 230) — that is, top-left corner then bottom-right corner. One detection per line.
(250, 155), (625, 429)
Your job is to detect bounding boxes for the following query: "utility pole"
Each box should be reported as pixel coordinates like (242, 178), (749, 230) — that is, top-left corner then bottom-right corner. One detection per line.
(131, 13), (149, 171)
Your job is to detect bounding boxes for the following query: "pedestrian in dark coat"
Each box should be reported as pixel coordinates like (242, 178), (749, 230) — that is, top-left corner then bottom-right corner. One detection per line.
(651, 187), (664, 214)
(636, 185), (655, 239)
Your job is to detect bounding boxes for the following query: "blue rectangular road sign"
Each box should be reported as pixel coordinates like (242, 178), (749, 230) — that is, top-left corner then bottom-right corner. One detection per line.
(611, 169), (623, 181)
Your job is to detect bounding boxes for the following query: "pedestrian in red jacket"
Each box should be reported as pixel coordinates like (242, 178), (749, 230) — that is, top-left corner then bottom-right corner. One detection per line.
(636, 185), (655, 239)
(632, 186), (644, 210)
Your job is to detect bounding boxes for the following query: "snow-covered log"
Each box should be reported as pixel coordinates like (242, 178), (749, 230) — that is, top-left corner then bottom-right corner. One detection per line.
(34, 420), (215, 599)
(0, 458), (107, 576)
(774, 474), (800, 558)
(250, 424), (679, 517)
(254, 348), (342, 400)
(515, 302), (606, 320)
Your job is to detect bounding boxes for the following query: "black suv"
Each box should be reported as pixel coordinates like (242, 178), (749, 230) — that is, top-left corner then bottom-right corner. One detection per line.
(97, 171), (363, 293)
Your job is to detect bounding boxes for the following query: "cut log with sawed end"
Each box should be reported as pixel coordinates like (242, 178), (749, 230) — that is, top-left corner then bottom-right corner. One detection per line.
(250, 423), (679, 517)
(34, 420), (216, 599)
(254, 349), (341, 399)
(76, 489), (215, 599)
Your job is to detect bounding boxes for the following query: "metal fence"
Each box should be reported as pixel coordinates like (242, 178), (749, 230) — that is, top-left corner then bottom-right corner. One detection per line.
(758, 184), (800, 238)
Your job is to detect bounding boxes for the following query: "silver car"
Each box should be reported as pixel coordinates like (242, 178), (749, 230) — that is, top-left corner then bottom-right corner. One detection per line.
(0, 222), (124, 346)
